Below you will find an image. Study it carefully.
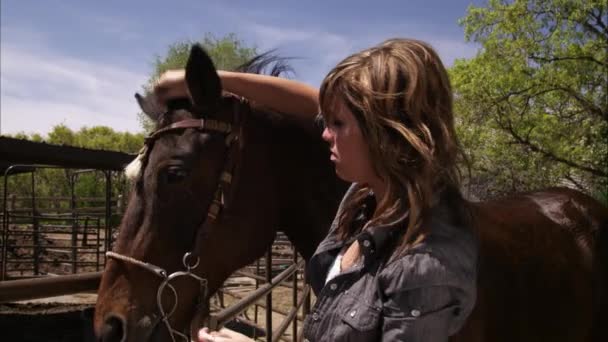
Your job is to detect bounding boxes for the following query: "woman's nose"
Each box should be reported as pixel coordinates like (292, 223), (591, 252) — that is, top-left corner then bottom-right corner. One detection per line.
(321, 127), (333, 143)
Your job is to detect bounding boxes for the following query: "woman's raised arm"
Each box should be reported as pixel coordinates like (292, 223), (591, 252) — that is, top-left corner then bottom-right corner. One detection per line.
(154, 69), (320, 123)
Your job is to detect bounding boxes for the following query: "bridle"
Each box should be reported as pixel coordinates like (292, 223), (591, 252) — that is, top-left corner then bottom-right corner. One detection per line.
(106, 97), (246, 341)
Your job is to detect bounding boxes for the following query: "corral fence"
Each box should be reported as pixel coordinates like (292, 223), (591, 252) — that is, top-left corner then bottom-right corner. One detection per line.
(0, 159), (311, 341)
(1, 165), (124, 280)
(1, 163), (312, 341)
(0, 233), (312, 342)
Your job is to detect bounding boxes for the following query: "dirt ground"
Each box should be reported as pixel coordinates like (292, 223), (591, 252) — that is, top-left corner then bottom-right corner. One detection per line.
(1, 226), (305, 341)
(0, 283), (310, 342)
(0, 302), (96, 342)
(216, 280), (314, 341)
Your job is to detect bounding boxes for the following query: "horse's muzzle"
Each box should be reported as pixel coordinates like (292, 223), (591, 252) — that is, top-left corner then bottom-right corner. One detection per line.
(99, 314), (127, 342)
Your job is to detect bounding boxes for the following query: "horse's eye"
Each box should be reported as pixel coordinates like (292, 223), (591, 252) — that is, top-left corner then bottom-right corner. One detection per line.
(166, 167), (189, 184)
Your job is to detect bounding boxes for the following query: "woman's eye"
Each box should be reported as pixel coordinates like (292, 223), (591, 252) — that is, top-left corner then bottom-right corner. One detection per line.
(166, 167), (189, 184)
(314, 114), (326, 131)
(330, 119), (344, 128)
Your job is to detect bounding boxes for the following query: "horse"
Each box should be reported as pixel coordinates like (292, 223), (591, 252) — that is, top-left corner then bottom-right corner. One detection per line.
(94, 45), (608, 342)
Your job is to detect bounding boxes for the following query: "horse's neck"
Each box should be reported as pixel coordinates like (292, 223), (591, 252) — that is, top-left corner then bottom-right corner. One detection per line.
(246, 109), (349, 260)
(271, 144), (349, 260)
(278, 199), (337, 261)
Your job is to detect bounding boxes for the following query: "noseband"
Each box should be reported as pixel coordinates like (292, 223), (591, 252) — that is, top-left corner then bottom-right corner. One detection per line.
(106, 98), (246, 341)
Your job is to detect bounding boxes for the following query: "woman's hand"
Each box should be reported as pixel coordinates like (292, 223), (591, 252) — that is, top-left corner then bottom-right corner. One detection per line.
(153, 69), (188, 104)
(198, 327), (255, 342)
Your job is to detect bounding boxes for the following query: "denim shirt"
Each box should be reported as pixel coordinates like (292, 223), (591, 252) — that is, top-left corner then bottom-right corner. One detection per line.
(302, 185), (478, 342)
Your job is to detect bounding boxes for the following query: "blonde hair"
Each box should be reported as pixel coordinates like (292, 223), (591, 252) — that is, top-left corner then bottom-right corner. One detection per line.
(320, 38), (466, 253)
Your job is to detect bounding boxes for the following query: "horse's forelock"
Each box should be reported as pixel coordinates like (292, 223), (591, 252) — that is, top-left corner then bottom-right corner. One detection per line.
(125, 154), (143, 181)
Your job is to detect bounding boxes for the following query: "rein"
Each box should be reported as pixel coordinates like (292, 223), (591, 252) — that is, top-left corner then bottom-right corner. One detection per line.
(106, 98), (247, 341)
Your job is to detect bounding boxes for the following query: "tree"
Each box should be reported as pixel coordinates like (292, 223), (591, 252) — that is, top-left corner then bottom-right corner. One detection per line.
(450, 0), (607, 201)
(138, 33), (258, 131)
(4, 125), (145, 206)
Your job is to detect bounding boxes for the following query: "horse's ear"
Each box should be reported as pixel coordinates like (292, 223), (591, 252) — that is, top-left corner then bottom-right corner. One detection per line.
(186, 44), (222, 115)
(135, 93), (164, 122)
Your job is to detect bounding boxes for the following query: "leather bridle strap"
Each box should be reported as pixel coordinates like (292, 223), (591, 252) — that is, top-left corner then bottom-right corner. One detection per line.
(106, 97), (248, 341)
(145, 118), (232, 145)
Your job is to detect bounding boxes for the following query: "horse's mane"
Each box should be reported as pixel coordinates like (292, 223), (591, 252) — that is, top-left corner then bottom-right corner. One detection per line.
(235, 52), (346, 233)
(233, 51), (299, 126)
(235, 50), (295, 77)
(129, 51), (343, 216)
(236, 51), (327, 161)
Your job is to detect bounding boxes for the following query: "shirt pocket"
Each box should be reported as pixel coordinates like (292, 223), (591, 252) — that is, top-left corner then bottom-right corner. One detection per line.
(334, 300), (381, 341)
(341, 301), (380, 330)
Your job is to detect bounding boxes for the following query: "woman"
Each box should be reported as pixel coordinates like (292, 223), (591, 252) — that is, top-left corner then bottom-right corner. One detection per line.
(156, 38), (478, 342)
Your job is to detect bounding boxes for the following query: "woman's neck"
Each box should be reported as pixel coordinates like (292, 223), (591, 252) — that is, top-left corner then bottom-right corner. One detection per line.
(368, 178), (387, 203)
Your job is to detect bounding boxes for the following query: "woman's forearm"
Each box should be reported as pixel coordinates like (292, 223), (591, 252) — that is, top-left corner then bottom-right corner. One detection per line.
(219, 71), (320, 122)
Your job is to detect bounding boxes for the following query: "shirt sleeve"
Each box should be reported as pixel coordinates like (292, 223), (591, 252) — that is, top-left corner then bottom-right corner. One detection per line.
(379, 252), (476, 342)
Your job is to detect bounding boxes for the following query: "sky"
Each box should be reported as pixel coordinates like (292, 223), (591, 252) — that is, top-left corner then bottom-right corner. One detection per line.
(1, 0), (485, 136)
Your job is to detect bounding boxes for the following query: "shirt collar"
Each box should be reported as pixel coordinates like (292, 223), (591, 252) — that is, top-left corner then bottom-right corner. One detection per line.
(343, 191), (406, 258)
(354, 188), (458, 258)
(355, 205), (409, 259)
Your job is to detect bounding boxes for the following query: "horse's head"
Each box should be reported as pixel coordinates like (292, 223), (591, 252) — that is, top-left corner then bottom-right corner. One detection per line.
(94, 45), (283, 342)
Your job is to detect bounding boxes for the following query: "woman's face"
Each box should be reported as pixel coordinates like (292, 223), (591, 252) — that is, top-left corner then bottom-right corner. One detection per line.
(321, 100), (378, 185)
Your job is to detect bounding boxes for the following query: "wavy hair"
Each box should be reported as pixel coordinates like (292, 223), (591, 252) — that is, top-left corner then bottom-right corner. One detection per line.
(319, 38), (468, 253)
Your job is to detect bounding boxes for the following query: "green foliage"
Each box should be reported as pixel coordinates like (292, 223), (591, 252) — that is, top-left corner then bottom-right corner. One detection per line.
(451, 0), (607, 199)
(138, 33), (258, 131)
(4, 125), (143, 207)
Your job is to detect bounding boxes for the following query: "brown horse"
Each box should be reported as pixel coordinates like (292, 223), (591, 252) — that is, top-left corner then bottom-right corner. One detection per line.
(94, 45), (608, 342)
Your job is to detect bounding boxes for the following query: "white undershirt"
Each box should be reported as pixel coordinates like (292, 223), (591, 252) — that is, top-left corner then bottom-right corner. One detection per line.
(325, 252), (344, 285)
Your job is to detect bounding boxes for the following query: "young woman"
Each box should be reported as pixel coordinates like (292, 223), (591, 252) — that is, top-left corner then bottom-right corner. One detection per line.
(155, 38), (478, 342)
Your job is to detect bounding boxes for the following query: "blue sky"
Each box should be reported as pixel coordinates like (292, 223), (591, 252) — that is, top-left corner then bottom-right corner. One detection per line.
(1, 0), (485, 135)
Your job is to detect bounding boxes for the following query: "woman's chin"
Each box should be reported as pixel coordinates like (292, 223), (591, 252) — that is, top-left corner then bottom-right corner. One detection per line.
(334, 168), (353, 183)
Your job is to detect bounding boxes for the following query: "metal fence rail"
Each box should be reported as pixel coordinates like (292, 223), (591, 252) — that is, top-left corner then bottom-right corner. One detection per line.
(0, 239), (311, 342)
(2, 163), (309, 341)
(0, 271), (102, 302)
(1, 164), (121, 280)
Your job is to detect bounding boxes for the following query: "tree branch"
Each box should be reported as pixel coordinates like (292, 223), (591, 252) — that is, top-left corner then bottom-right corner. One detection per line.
(553, 86), (608, 123)
(496, 85), (608, 124)
(565, 173), (586, 192)
(591, 9), (607, 31)
(587, 9), (608, 39)
(503, 122), (608, 178)
(529, 54), (607, 68)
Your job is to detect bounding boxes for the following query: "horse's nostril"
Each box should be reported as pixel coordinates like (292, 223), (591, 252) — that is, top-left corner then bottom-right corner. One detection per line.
(101, 314), (127, 342)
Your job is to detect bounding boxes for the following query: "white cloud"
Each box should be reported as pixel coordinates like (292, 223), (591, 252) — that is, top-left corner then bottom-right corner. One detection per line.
(248, 23), (356, 63)
(56, 3), (143, 42)
(245, 23), (357, 85)
(244, 23), (478, 86)
(1, 42), (147, 135)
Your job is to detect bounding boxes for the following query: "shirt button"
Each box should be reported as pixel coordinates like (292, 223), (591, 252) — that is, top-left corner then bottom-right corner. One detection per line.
(363, 240), (371, 247)
(312, 312), (320, 321)
(411, 309), (421, 317)
(349, 310), (357, 317)
(329, 283), (338, 290)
